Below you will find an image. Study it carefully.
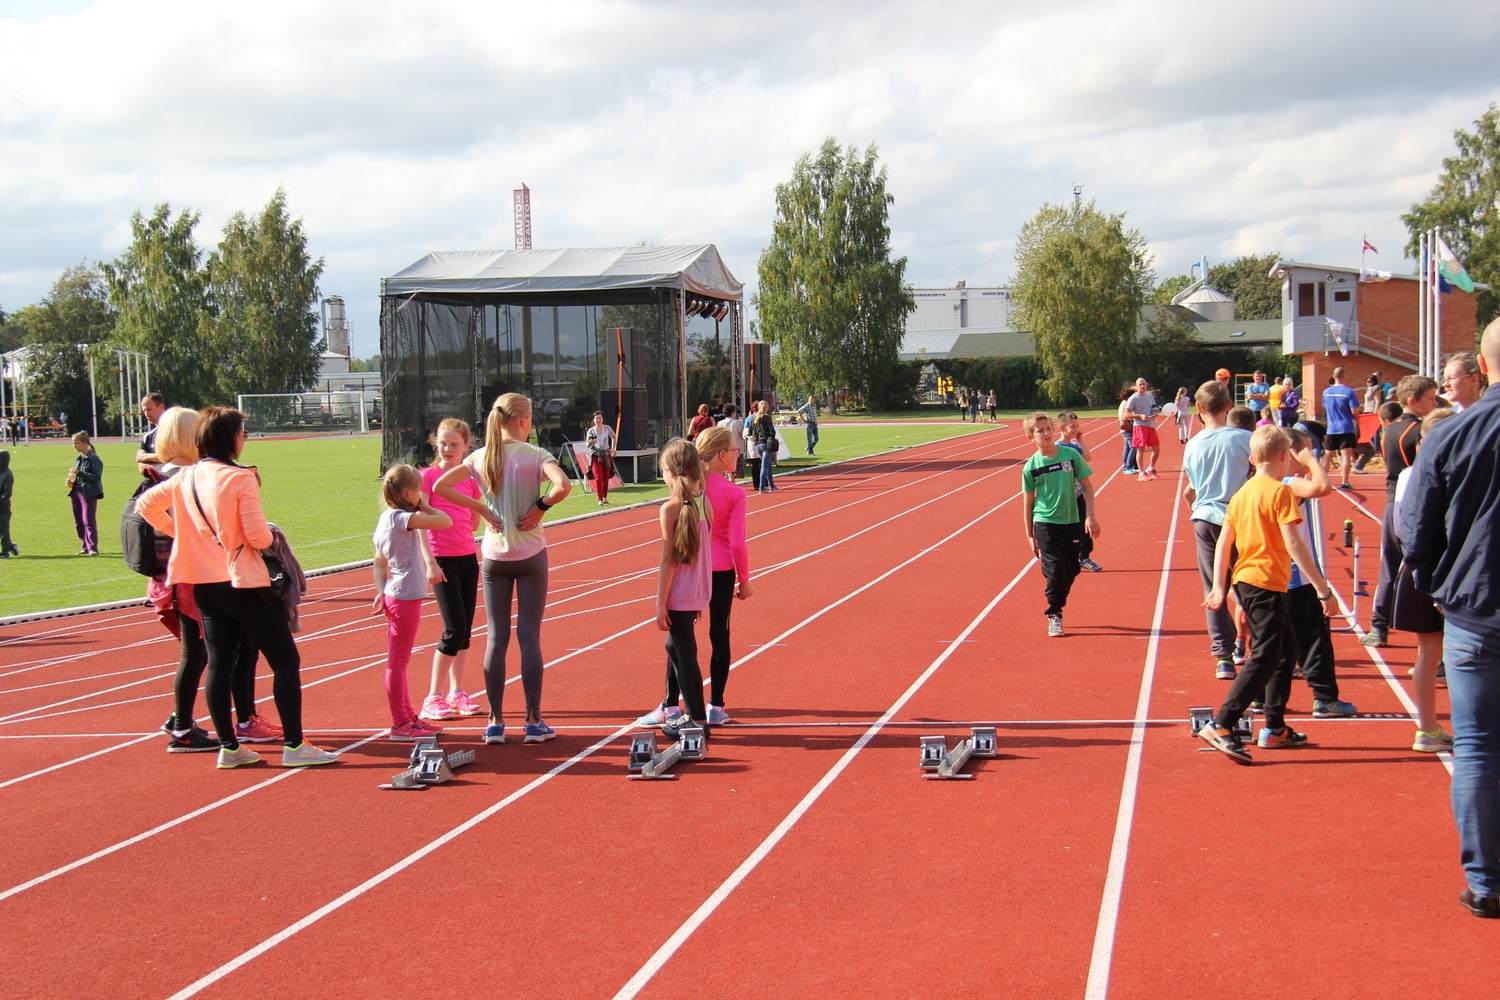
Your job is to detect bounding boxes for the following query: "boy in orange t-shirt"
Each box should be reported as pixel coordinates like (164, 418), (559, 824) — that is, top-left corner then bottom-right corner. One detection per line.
(1199, 426), (1340, 763)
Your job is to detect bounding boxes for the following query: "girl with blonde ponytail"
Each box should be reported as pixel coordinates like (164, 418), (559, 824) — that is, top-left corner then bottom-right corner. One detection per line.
(650, 437), (715, 739)
(433, 393), (571, 745)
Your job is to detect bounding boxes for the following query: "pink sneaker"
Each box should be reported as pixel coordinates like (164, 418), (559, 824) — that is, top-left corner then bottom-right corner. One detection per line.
(419, 693), (457, 721)
(447, 690), (484, 717)
(390, 719), (441, 741)
(235, 714), (283, 744)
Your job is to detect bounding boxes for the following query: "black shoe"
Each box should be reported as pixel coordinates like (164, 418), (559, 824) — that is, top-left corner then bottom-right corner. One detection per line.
(167, 726), (222, 753)
(1460, 888), (1500, 918)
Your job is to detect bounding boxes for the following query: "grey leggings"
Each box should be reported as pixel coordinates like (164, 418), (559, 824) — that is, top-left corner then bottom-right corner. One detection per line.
(481, 549), (549, 723)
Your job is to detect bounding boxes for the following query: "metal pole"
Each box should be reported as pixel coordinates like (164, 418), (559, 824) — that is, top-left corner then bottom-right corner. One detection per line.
(117, 354), (126, 441)
(89, 355), (98, 439)
(1417, 231), (1426, 377)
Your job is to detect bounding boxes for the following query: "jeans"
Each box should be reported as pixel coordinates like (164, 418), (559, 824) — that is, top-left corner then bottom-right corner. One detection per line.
(805, 422), (819, 455)
(757, 444), (776, 491)
(1444, 616), (1500, 898)
(1120, 431), (1137, 472)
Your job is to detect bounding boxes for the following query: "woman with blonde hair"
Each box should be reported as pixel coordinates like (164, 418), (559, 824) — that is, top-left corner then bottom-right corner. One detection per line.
(434, 393), (571, 745)
(747, 399), (778, 493)
(138, 407), (338, 769)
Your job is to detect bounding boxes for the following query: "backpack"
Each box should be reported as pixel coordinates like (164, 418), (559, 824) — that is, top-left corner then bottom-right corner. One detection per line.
(121, 479), (172, 577)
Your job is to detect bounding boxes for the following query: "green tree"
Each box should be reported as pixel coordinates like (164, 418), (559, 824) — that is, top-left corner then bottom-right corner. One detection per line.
(9, 264), (116, 430)
(1403, 102), (1500, 333)
(756, 138), (914, 410)
(1208, 253), (1282, 320)
(1136, 308), (1203, 397)
(102, 204), (217, 407)
(1011, 199), (1152, 407)
(1148, 273), (1194, 305)
(205, 188), (326, 398)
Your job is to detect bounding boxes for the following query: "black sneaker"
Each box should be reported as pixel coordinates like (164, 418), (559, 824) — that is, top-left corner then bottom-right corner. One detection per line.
(1197, 722), (1253, 764)
(167, 726), (221, 753)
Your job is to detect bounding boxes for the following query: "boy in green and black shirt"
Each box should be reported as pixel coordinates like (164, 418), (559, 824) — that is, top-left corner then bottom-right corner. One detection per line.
(1022, 412), (1101, 637)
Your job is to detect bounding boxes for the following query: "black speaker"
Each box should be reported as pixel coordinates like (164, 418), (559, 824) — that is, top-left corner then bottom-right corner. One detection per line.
(602, 389), (650, 469)
(606, 328), (646, 391)
(744, 342), (773, 406)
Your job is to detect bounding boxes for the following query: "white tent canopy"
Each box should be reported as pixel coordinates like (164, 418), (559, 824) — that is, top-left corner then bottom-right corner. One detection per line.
(381, 244), (744, 300)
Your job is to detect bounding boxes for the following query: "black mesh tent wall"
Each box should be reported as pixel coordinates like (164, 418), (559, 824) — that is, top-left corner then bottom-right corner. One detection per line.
(378, 246), (744, 472)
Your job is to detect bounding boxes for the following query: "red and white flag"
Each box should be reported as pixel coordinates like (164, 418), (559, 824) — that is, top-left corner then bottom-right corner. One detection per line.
(1362, 239), (1378, 254)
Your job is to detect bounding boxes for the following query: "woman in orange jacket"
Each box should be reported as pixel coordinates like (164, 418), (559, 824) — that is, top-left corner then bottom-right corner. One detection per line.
(138, 407), (338, 770)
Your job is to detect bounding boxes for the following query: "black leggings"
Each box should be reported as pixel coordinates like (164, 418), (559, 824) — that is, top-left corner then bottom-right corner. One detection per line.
(664, 609), (707, 724)
(481, 550), (549, 723)
(665, 569), (735, 708)
(431, 553), (480, 657)
(194, 582), (304, 749)
(174, 613), (259, 726)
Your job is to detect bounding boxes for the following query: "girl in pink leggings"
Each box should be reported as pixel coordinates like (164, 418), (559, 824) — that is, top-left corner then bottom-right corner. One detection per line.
(373, 464), (452, 741)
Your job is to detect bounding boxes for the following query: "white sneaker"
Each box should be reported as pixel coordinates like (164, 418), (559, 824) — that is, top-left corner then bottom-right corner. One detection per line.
(1047, 614), (1064, 637)
(635, 704), (684, 727)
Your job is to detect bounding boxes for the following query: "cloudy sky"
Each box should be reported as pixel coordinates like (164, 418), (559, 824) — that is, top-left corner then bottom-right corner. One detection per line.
(3, 0), (1497, 358)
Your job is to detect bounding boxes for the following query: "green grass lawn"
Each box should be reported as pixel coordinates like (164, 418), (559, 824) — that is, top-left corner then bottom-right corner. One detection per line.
(0, 419), (992, 619)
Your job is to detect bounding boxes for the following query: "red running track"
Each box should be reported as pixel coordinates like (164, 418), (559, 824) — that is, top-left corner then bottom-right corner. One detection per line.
(0, 421), (1487, 999)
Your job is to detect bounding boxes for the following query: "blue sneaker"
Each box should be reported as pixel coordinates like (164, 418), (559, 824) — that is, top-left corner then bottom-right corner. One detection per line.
(1312, 699), (1358, 718)
(483, 724), (506, 744)
(523, 720), (556, 744)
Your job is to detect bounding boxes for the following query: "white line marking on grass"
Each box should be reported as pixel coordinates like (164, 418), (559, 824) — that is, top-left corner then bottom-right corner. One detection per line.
(610, 555), (1038, 1000)
(1083, 465), (1184, 1000)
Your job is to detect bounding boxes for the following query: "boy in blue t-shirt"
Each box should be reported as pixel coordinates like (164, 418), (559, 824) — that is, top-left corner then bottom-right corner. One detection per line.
(1321, 367), (1360, 491)
(1022, 412), (1101, 637)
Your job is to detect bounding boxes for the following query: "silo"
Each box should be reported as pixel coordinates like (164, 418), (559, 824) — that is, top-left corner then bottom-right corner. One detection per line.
(324, 296), (350, 357)
(1177, 286), (1236, 323)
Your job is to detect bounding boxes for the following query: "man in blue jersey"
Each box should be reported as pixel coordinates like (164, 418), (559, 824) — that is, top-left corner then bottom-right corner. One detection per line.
(1321, 367), (1360, 491)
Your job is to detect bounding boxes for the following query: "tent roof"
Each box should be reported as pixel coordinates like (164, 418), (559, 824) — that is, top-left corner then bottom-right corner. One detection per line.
(380, 244), (744, 301)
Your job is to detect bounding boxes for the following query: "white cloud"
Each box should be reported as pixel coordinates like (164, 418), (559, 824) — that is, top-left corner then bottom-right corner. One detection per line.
(1, 0), (1498, 355)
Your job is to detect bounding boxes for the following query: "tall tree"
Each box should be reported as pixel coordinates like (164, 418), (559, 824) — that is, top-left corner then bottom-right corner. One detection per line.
(9, 264), (116, 429)
(1403, 102), (1500, 333)
(205, 187), (326, 398)
(1011, 199), (1152, 406)
(101, 204), (216, 407)
(756, 138), (914, 409)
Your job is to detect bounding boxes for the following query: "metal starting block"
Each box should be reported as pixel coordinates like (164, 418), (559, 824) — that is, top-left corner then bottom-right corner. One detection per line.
(1188, 707), (1254, 742)
(627, 725), (706, 780)
(379, 736), (476, 790)
(919, 727), (997, 780)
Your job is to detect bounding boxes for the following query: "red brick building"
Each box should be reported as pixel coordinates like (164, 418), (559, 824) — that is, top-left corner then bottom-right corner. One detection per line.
(1273, 259), (1476, 419)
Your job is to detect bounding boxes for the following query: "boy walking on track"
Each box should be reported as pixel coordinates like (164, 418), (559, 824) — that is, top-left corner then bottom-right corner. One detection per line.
(1182, 380), (1252, 680)
(1126, 377), (1161, 480)
(1199, 425), (1340, 763)
(1021, 412), (1101, 638)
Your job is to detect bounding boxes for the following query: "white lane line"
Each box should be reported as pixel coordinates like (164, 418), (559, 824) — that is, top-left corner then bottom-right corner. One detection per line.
(1083, 465), (1184, 1000)
(610, 556), (1037, 1000)
(160, 488), (1036, 999)
(0, 733), (386, 902)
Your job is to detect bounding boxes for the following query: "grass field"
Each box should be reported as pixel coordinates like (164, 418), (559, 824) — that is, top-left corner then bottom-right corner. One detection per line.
(0, 417), (996, 619)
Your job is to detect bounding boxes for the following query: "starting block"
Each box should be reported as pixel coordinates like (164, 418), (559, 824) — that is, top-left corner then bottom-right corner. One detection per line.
(919, 727), (997, 780)
(627, 725), (706, 780)
(1188, 706), (1254, 742)
(379, 735), (477, 790)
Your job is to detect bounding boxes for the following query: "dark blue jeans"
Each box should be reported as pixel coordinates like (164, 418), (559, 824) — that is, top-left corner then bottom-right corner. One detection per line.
(1445, 617), (1500, 898)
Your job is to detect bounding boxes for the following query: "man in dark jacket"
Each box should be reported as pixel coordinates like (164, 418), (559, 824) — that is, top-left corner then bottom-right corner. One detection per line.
(1402, 319), (1500, 919)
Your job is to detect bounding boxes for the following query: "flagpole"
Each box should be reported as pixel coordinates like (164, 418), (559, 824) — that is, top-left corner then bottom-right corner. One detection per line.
(1418, 231), (1427, 376)
(1434, 234), (1442, 379)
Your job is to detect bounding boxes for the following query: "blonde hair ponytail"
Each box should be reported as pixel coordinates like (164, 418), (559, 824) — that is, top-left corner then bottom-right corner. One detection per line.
(694, 426), (733, 470)
(660, 437), (707, 564)
(481, 393), (532, 496)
